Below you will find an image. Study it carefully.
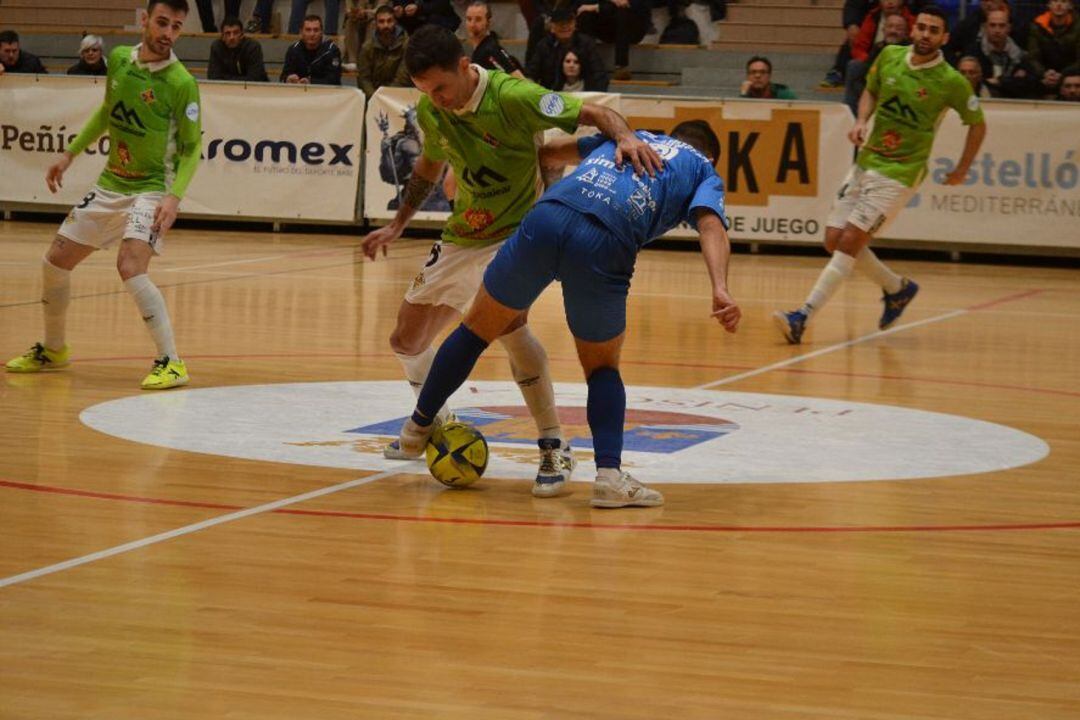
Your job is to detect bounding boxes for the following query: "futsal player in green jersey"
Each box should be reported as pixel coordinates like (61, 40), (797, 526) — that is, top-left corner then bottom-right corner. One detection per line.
(775, 6), (987, 344)
(5, 0), (201, 389)
(360, 24), (662, 498)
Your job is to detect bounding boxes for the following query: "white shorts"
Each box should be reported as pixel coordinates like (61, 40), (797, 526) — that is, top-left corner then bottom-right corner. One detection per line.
(58, 186), (166, 254)
(404, 240), (503, 313)
(826, 166), (916, 235)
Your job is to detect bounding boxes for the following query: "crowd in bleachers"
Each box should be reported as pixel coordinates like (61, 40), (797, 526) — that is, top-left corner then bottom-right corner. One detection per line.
(1, 0), (1078, 102)
(820, 0), (1080, 103)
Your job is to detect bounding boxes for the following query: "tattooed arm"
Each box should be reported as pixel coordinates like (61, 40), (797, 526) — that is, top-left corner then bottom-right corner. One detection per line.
(361, 155), (447, 260)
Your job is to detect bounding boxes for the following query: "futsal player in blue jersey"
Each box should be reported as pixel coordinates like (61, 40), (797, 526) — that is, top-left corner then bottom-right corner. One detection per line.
(394, 120), (741, 508)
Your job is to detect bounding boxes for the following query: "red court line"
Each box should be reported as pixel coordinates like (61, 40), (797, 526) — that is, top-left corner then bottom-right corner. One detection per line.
(3, 479), (1077, 535)
(966, 288), (1046, 312)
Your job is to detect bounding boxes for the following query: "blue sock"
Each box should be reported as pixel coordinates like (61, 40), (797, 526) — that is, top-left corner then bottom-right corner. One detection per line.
(586, 366), (624, 469)
(412, 324), (489, 427)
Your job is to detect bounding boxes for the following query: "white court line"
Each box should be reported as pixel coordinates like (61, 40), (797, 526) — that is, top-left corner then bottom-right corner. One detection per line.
(0, 469), (397, 590)
(694, 308), (969, 390)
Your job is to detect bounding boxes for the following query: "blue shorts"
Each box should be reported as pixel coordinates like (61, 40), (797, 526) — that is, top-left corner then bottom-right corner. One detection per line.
(483, 201), (637, 343)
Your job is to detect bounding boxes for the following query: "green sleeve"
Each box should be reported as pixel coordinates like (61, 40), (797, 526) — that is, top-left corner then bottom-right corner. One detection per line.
(949, 74), (985, 126)
(66, 102), (110, 156)
(169, 78), (202, 198)
(778, 86), (797, 100)
(500, 78), (582, 134)
(417, 98), (448, 162)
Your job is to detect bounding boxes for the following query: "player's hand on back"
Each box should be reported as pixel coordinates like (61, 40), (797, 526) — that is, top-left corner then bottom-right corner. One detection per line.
(361, 224), (401, 260)
(614, 133), (663, 178)
(710, 289), (740, 333)
(46, 152), (74, 193)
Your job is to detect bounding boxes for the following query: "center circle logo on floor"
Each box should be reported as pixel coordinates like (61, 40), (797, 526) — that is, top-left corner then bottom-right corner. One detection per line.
(79, 381), (1048, 485)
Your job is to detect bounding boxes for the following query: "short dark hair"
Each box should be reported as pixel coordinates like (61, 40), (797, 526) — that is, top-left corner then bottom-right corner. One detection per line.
(147, 0), (190, 14)
(405, 24), (464, 76)
(374, 4), (395, 17)
(0, 29), (19, 45)
(468, 0), (493, 19)
(671, 120), (721, 164)
(746, 55), (772, 73)
(916, 5), (950, 31)
(221, 15), (243, 31)
(303, 14), (323, 26)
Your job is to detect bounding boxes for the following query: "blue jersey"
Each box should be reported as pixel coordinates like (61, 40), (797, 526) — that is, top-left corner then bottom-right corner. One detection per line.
(538, 131), (729, 249)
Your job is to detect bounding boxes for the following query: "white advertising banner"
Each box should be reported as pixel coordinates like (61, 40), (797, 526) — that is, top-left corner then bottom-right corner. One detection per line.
(362, 86), (618, 223)
(0, 75), (365, 221)
(882, 100), (1080, 248)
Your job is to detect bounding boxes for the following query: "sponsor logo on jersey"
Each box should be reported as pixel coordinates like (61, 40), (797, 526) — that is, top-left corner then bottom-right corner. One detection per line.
(916, 87), (928, 100)
(481, 132), (501, 148)
(882, 129), (902, 151)
(460, 165), (508, 189)
(539, 92), (565, 117)
(141, 88), (156, 105)
(110, 101), (147, 131)
(185, 102), (199, 122)
(881, 95), (919, 124)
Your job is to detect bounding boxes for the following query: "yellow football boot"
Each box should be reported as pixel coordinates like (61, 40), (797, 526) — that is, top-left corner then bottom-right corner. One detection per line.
(141, 356), (189, 390)
(5, 343), (71, 372)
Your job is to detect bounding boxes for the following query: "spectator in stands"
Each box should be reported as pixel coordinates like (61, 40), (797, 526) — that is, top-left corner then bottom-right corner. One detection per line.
(965, 8), (1041, 97)
(958, 54), (993, 96)
(342, 0), (377, 71)
(740, 56), (797, 99)
(574, 0), (651, 80)
(946, 0), (1029, 62)
(281, 15), (343, 84)
(422, 0), (464, 32)
(209, 16), (269, 81)
(526, 7), (608, 90)
(820, 0), (875, 87)
(290, 0), (342, 34)
(357, 5), (411, 95)
(67, 35), (107, 76)
(525, 0), (575, 66)
(1027, 0), (1080, 95)
(851, 0), (915, 63)
(246, 0), (276, 33)
(845, 13), (910, 112)
(1058, 67), (1080, 97)
(466, 0), (525, 77)
(559, 50), (585, 90)
(392, 0), (428, 33)
(195, 0), (241, 33)
(0, 30), (47, 75)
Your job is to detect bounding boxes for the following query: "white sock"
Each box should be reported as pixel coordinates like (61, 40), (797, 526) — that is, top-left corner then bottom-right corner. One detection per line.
(124, 274), (178, 360)
(41, 257), (71, 351)
(394, 348), (452, 423)
(497, 325), (562, 441)
(855, 247), (903, 294)
(800, 251), (856, 318)
(596, 467), (621, 483)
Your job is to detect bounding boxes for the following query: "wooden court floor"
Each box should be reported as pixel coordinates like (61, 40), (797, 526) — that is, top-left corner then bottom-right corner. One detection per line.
(1, 220), (1078, 719)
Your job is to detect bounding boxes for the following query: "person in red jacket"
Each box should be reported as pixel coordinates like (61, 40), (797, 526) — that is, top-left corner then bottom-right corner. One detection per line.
(851, 0), (916, 62)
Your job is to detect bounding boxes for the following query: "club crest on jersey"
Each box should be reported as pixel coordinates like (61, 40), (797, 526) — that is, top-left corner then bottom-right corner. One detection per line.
(141, 88), (156, 105)
(463, 207), (495, 231)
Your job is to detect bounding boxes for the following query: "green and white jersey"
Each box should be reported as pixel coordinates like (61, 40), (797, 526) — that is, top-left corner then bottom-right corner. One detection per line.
(859, 45), (984, 187)
(68, 45), (202, 198)
(417, 67), (582, 247)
